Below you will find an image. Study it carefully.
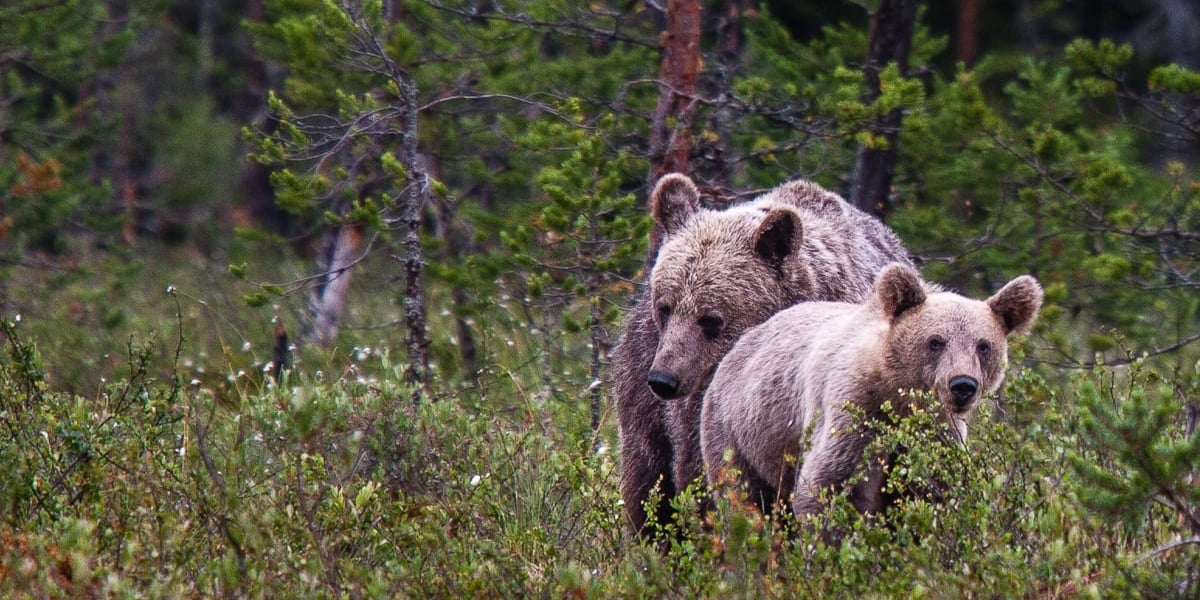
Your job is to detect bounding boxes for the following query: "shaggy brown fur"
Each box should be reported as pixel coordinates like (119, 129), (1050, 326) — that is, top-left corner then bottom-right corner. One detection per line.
(611, 173), (911, 537)
(701, 264), (1042, 517)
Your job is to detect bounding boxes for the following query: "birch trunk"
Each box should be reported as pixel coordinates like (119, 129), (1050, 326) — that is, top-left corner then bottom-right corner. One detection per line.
(309, 224), (362, 346)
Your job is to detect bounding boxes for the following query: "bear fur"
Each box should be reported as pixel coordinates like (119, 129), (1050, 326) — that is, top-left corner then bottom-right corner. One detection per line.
(610, 173), (912, 537)
(700, 263), (1043, 518)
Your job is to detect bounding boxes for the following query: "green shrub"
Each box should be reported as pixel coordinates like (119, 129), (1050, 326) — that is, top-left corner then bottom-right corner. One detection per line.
(2, 272), (1198, 597)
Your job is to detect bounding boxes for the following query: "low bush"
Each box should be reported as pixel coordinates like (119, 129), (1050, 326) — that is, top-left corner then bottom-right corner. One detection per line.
(2, 306), (1198, 597)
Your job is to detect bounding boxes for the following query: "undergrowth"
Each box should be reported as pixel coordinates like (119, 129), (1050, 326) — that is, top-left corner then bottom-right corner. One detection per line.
(1, 253), (1198, 597)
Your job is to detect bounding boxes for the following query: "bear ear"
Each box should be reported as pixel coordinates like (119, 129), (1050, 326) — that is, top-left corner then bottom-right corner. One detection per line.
(752, 208), (803, 265)
(987, 275), (1043, 334)
(650, 173), (700, 236)
(875, 263), (926, 320)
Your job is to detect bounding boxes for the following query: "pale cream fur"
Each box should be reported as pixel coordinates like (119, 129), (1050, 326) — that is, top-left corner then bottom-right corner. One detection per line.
(701, 264), (1042, 517)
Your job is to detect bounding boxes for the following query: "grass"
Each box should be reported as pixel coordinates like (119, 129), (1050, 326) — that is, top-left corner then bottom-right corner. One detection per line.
(0, 241), (1197, 597)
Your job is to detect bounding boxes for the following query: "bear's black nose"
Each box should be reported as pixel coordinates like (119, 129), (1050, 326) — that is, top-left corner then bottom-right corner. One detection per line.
(949, 375), (979, 409)
(647, 370), (682, 399)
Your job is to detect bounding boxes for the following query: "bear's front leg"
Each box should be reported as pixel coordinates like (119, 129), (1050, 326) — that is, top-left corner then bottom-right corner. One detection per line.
(668, 391), (707, 496)
(613, 298), (677, 539)
(791, 421), (877, 518)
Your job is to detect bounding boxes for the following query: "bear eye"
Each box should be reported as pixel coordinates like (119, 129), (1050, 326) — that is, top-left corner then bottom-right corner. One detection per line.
(657, 304), (672, 325)
(698, 315), (724, 341)
(977, 341), (991, 357)
(928, 338), (946, 353)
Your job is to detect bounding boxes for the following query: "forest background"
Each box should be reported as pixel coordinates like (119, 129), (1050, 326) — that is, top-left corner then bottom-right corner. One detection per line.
(4, 0), (1200, 596)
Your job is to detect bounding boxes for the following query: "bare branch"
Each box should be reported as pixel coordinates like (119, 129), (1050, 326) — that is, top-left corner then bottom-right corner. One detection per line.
(422, 0), (657, 48)
(1031, 330), (1200, 369)
(417, 92), (576, 123)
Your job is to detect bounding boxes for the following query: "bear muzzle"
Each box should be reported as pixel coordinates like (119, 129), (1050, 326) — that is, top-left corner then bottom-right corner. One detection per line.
(647, 370), (683, 399)
(948, 375), (979, 410)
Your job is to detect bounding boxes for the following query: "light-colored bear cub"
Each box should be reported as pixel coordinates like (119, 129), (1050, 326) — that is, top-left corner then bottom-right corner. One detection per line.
(701, 263), (1042, 517)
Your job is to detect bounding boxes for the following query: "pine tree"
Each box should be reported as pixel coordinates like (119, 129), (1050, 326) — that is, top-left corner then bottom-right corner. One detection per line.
(0, 0), (136, 255)
(503, 112), (650, 431)
(248, 0), (433, 400)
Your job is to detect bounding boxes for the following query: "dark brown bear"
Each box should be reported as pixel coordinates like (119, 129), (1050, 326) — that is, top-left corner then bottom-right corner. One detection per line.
(610, 173), (911, 537)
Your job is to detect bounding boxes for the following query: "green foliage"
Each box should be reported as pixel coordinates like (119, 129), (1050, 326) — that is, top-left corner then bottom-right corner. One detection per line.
(1148, 64), (1200, 94)
(1071, 364), (1200, 528)
(153, 98), (243, 212)
(510, 112), (649, 317)
(1065, 364), (1200, 593)
(8, 1), (1200, 596)
(247, 0), (372, 110)
(247, 0), (424, 247)
(729, 6), (944, 188)
(893, 39), (1200, 361)
(500, 111), (651, 425)
(0, 316), (626, 596)
(0, 302), (1171, 597)
(3, 236), (1200, 596)
(1, 0), (251, 255)
(0, 0), (134, 254)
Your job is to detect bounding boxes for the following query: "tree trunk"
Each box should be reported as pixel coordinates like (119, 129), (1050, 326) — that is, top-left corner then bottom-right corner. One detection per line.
(589, 294), (603, 435)
(647, 0), (702, 258)
(348, 2), (429, 403)
(399, 77), (430, 405)
(309, 224), (362, 345)
(271, 319), (290, 382)
(116, 57), (137, 245)
(849, 0), (919, 220)
(1159, 0), (1200, 69)
(709, 0), (744, 191)
(196, 0), (214, 88)
(97, 0), (138, 245)
(235, 0), (286, 231)
(430, 173), (479, 381)
(957, 0), (981, 65)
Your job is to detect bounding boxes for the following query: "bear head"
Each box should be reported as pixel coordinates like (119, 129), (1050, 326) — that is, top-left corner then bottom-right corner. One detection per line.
(872, 264), (1043, 422)
(646, 173), (803, 400)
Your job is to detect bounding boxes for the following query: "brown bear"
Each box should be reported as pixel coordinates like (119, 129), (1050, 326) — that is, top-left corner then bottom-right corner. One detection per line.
(700, 263), (1042, 519)
(610, 173), (912, 537)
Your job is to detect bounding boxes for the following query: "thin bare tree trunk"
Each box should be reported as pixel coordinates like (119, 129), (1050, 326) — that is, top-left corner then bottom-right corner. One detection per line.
(398, 77), (431, 405)
(100, 0), (138, 245)
(849, 0), (919, 220)
(957, 0), (981, 65)
(116, 63), (137, 245)
(647, 0), (702, 258)
(587, 204), (605, 434)
(589, 293), (603, 433)
(430, 173), (478, 380)
(271, 319), (290, 382)
(1159, 0), (1200, 69)
(196, 0), (214, 88)
(235, 0), (285, 230)
(371, 1), (430, 401)
(710, 0), (744, 191)
(309, 224), (362, 345)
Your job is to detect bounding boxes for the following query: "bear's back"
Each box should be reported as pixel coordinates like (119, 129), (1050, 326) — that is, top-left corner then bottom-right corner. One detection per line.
(710, 300), (869, 431)
(756, 180), (910, 303)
